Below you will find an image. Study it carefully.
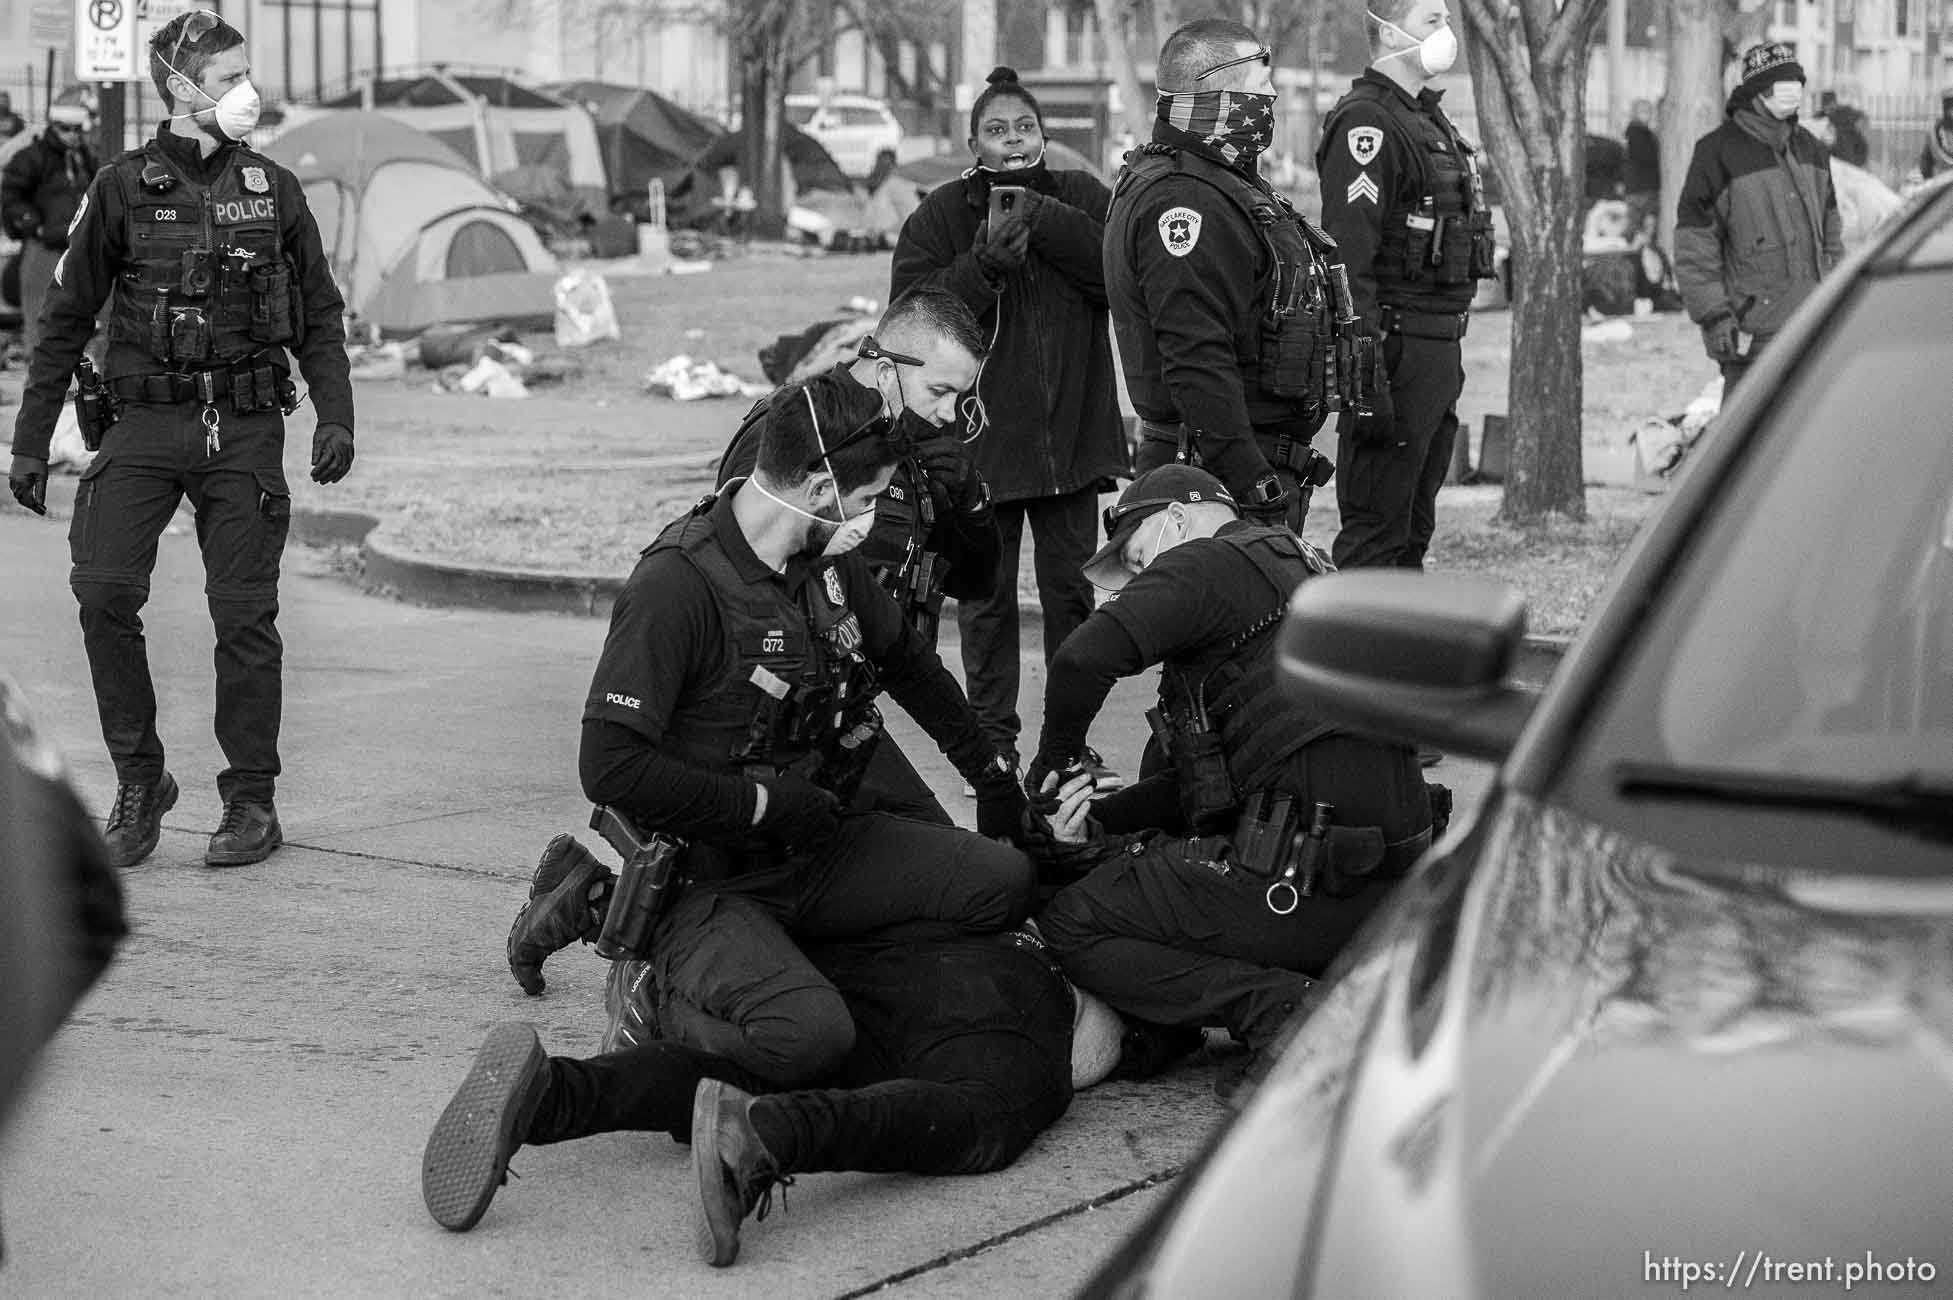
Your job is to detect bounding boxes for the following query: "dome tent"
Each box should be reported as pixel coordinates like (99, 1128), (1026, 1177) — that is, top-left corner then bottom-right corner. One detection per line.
(263, 111), (559, 337)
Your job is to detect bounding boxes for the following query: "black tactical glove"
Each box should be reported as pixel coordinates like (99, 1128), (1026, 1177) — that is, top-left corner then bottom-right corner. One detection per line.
(974, 215), (1031, 277)
(8, 455), (49, 516)
(976, 780), (1029, 842)
(1701, 315), (1740, 362)
(914, 436), (986, 512)
(757, 770), (841, 848)
(1343, 380), (1398, 446)
(310, 424), (355, 484)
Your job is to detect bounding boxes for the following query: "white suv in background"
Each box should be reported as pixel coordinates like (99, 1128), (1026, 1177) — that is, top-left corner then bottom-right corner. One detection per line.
(785, 92), (903, 180)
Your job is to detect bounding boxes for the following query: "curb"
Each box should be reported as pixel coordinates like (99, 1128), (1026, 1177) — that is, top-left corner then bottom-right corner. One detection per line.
(292, 505), (1580, 676)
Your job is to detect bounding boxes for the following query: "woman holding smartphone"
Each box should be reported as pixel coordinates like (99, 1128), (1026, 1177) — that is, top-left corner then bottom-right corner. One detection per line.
(891, 66), (1129, 790)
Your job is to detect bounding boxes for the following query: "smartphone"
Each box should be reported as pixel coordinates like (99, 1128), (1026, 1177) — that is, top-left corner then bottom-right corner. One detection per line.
(988, 185), (1026, 227)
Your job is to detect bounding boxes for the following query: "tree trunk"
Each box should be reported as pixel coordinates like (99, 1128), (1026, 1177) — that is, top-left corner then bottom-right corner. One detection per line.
(1459, 0), (1607, 523)
(1658, 0), (1725, 261)
(1093, 0), (1154, 141)
(738, 48), (790, 239)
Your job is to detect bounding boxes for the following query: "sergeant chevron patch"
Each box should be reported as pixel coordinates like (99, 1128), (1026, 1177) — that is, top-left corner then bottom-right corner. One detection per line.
(1346, 172), (1380, 205)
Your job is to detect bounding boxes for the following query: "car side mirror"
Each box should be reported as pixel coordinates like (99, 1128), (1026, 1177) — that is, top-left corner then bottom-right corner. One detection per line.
(1277, 572), (1539, 763)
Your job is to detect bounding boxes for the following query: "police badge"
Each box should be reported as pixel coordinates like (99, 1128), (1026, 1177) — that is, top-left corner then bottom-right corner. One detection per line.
(241, 166), (270, 193)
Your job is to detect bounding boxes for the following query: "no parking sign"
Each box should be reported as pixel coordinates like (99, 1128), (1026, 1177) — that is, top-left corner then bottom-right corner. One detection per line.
(74, 0), (204, 81)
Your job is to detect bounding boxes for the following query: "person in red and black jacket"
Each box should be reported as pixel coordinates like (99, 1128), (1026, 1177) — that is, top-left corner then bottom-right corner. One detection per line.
(891, 66), (1129, 788)
(1675, 42), (1844, 394)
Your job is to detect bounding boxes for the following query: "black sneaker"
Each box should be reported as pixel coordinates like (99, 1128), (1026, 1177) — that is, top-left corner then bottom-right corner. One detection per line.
(421, 1023), (550, 1232)
(691, 1078), (791, 1267)
(205, 800), (282, 867)
(104, 771), (178, 869)
(506, 834), (614, 996)
(1213, 1049), (1271, 1104)
(1111, 1017), (1207, 1080)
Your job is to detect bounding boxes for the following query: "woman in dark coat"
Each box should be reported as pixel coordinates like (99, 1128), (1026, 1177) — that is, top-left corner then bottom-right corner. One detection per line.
(890, 67), (1129, 784)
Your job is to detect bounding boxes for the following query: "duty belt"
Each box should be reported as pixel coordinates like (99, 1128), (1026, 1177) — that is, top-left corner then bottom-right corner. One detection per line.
(1137, 418), (1325, 474)
(110, 357), (287, 405)
(1378, 305), (1470, 341)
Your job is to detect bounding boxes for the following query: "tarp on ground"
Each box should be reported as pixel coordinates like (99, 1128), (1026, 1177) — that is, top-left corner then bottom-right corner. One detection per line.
(307, 71), (608, 222)
(263, 111), (559, 337)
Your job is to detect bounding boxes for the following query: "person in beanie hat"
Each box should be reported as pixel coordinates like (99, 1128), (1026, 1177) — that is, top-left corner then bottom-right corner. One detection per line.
(0, 102), (101, 356)
(1673, 41), (1841, 393)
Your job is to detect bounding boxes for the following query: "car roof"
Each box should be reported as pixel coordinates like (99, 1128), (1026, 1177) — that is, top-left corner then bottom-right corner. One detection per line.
(785, 91), (889, 107)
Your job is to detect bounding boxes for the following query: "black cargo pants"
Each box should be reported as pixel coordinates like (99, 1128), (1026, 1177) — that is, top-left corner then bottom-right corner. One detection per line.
(1332, 330), (1465, 571)
(67, 401), (289, 804)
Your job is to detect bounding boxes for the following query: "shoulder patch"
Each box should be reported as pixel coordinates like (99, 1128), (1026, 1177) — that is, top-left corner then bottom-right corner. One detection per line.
(1347, 127), (1384, 167)
(823, 565), (847, 608)
(1157, 206), (1202, 258)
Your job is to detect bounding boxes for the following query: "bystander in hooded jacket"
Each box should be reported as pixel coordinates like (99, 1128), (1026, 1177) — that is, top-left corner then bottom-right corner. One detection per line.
(890, 163), (1128, 503)
(1675, 75), (1844, 342)
(1, 109), (99, 251)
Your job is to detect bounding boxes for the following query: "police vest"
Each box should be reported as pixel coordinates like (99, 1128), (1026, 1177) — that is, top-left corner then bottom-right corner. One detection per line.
(1160, 526), (1340, 794)
(1108, 145), (1347, 419)
(1323, 81), (1497, 310)
(644, 500), (879, 780)
(104, 142), (299, 367)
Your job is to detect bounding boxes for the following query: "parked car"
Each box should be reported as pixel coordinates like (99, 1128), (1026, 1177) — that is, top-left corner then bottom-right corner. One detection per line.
(1080, 186), (1953, 1296)
(784, 92), (901, 180)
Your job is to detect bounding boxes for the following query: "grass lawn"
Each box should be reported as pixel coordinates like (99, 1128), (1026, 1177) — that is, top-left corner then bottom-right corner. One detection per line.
(284, 246), (1700, 637)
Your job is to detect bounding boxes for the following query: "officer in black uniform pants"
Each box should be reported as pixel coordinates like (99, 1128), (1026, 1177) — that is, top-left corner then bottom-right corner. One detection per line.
(570, 370), (1032, 1089)
(1103, 17), (1347, 533)
(714, 288), (1003, 824)
(6, 10), (354, 870)
(422, 928), (1088, 1266)
(1316, 0), (1497, 570)
(1023, 466), (1439, 1092)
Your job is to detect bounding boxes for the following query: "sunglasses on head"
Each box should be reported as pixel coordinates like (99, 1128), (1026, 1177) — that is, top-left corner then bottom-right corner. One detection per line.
(162, 9), (223, 69)
(1196, 46), (1273, 81)
(798, 385), (905, 473)
(856, 335), (925, 367)
(1102, 497), (1176, 538)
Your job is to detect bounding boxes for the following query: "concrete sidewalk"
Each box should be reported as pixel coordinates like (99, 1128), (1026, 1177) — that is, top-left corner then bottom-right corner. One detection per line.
(0, 497), (1284, 1299)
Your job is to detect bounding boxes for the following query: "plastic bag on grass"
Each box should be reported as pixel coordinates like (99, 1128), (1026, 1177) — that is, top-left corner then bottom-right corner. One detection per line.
(554, 269), (622, 349)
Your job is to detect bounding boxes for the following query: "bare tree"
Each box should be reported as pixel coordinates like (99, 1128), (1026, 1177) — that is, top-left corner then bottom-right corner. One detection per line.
(727, 0), (825, 238)
(1457, 0), (1610, 523)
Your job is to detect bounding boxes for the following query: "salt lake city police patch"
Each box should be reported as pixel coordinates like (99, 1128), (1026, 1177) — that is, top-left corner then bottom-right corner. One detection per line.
(1158, 206), (1202, 258)
(241, 166), (270, 193)
(1347, 126), (1383, 166)
(824, 566), (846, 607)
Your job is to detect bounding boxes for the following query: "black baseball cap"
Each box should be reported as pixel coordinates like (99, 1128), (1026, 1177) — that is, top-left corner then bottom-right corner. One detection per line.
(1082, 465), (1236, 589)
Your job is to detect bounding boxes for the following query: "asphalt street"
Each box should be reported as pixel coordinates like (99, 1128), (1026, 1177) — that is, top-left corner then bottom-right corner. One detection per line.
(0, 482), (1493, 1298)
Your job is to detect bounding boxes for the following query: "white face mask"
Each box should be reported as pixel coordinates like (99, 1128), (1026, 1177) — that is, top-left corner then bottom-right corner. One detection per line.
(1369, 11), (1459, 78)
(1123, 510), (1180, 578)
(751, 478), (877, 557)
(1761, 82), (1804, 119)
(163, 54), (261, 141)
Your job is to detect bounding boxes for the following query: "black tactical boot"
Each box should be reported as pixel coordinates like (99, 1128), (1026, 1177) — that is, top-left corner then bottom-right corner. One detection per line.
(506, 834), (614, 995)
(205, 800), (282, 867)
(691, 1079), (791, 1267)
(421, 1023), (551, 1232)
(1111, 1017), (1208, 1081)
(103, 771), (179, 869)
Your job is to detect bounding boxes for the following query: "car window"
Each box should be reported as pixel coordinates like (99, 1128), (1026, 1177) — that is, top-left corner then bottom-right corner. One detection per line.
(840, 106), (887, 128)
(785, 103), (817, 126)
(1568, 265), (1953, 862)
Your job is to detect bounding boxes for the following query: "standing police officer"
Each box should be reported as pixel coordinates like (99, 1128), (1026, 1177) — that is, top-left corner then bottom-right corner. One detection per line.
(1104, 18), (1345, 533)
(1317, 0), (1496, 570)
(1025, 465), (1438, 1093)
(6, 9), (354, 869)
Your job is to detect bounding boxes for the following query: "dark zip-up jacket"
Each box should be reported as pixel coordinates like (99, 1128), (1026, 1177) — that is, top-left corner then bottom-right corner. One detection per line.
(890, 166), (1128, 503)
(1675, 104), (1844, 338)
(1, 130), (99, 249)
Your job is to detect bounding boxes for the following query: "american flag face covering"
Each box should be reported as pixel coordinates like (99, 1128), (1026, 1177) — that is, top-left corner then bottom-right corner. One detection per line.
(1156, 90), (1277, 167)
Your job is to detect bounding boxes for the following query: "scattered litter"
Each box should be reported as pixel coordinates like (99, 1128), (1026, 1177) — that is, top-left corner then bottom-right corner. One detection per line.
(839, 296), (879, 315)
(1582, 319), (1634, 345)
(457, 357), (530, 399)
(417, 322), (519, 369)
(554, 269), (623, 348)
(1628, 377), (1724, 490)
(46, 405), (96, 473)
(643, 355), (769, 401)
(684, 328), (706, 341)
(346, 341), (408, 381)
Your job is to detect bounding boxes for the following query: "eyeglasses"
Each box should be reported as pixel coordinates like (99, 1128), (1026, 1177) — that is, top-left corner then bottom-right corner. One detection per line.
(162, 9), (223, 68)
(1196, 46), (1273, 81)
